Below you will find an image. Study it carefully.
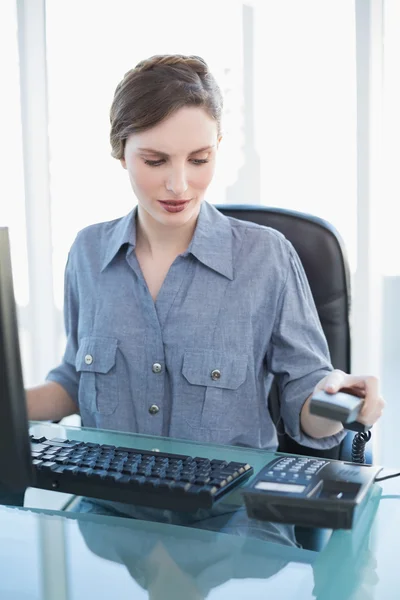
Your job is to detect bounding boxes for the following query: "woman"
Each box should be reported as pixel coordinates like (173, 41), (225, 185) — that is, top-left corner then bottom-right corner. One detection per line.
(26, 54), (384, 527)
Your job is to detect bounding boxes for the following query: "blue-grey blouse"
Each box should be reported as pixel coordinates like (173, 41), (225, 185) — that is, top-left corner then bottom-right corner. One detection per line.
(47, 201), (345, 451)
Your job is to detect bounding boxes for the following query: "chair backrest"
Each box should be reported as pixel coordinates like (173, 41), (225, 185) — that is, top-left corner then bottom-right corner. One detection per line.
(215, 204), (352, 460)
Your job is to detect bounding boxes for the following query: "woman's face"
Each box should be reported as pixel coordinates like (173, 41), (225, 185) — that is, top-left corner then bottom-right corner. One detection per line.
(121, 106), (221, 228)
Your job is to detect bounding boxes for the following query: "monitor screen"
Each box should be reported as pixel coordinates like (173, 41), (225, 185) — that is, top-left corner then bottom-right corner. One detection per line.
(0, 227), (33, 492)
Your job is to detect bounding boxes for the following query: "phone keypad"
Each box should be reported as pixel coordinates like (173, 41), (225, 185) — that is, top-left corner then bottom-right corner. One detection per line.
(261, 457), (329, 485)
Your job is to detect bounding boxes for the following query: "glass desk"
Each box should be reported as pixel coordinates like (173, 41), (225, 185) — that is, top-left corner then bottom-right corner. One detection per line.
(1, 422), (399, 599)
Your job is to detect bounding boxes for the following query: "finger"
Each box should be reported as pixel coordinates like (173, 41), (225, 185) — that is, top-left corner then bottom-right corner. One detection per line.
(323, 370), (347, 393)
(357, 395), (385, 426)
(359, 376), (380, 418)
(334, 374), (374, 389)
(339, 385), (366, 399)
(359, 394), (383, 426)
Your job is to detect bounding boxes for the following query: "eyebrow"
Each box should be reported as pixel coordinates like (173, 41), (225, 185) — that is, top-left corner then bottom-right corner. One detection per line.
(137, 145), (215, 157)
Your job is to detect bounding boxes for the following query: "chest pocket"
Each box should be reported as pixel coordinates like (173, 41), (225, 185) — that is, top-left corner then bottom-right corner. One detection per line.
(75, 336), (119, 416)
(182, 350), (248, 432)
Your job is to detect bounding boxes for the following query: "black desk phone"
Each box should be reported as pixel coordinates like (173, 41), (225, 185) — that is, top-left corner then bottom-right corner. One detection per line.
(243, 390), (381, 529)
(243, 455), (381, 529)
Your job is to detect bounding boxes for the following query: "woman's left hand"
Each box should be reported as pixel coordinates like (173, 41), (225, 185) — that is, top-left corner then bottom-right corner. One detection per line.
(314, 370), (385, 427)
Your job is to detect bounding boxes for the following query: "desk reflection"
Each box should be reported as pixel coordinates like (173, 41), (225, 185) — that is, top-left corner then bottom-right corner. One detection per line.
(0, 489), (381, 600)
(74, 488), (382, 600)
(76, 508), (314, 600)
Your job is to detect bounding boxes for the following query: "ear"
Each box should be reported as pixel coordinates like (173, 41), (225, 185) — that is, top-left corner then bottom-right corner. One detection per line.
(217, 135), (223, 148)
(120, 158), (127, 170)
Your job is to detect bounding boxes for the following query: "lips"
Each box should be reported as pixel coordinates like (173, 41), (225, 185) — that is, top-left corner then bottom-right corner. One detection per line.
(158, 199), (191, 213)
(158, 200), (191, 205)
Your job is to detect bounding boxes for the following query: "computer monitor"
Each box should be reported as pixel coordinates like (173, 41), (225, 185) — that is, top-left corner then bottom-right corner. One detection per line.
(0, 227), (33, 492)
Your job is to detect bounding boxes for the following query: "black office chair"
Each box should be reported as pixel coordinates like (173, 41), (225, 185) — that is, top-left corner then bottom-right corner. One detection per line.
(215, 204), (372, 465)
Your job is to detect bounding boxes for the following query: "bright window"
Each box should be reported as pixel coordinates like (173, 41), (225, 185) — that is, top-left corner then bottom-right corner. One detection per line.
(45, 0), (357, 313)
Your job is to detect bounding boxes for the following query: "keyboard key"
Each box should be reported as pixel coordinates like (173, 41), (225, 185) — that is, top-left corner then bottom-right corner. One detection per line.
(165, 472), (179, 481)
(137, 467), (152, 477)
(116, 475), (131, 484)
(197, 485), (219, 498)
(194, 458), (211, 466)
(158, 480), (174, 491)
(91, 469), (109, 479)
(30, 443), (49, 453)
(52, 465), (67, 474)
(30, 436), (47, 444)
(55, 465), (79, 475)
(104, 472), (123, 483)
(80, 460), (96, 468)
(41, 461), (57, 470)
(55, 457), (70, 465)
(128, 475), (146, 488)
(180, 474), (195, 483)
(95, 459), (111, 467)
(215, 470), (237, 479)
(195, 476), (211, 485)
(210, 460), (228, 468)
(226, 461), (249, 470)
(170, 481), (192, 493)
(209, 478), (227, 488)
(76, 467), (94, 476)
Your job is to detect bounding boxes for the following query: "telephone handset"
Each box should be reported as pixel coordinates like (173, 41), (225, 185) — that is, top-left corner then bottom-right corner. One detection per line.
(309, 389), (372, 463)
(309, 389), (370, 433)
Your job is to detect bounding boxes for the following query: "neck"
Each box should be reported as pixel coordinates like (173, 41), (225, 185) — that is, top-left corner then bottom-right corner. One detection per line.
(136, 205), (199, 257)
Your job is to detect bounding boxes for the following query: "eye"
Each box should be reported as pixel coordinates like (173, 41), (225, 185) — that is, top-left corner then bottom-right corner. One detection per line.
(191, 159), (209, 165)
(144, 159), (165, 167)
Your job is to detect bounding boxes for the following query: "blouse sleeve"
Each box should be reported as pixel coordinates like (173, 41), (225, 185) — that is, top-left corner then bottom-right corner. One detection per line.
(45, 245), (80, 405)
(267, 242), (347, 449)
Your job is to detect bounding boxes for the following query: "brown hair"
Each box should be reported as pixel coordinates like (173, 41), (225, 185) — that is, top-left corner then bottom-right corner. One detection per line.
(109, 54), (223, 160)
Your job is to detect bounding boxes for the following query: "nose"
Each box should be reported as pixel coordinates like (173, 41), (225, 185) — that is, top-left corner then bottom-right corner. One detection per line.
(165, 165), (189, 197)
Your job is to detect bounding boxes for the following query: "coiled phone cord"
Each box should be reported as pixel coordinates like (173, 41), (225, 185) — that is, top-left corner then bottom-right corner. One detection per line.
(350, 429), (400, 483)
(349, 429), (400, 484)
(351, 430), (372, 464)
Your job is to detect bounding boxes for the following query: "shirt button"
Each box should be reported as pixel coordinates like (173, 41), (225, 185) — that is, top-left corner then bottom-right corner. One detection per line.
(152, 363), (162, 374)
(149, 404), (160, 415)
(84, 354), (93, 365)
(211, 369), (221, 381)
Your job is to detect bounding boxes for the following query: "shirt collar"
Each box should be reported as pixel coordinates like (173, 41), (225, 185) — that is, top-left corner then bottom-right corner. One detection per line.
(185, 202), (233, 280)
(101, 202), (233, 280)
(101, 209), (137, 272)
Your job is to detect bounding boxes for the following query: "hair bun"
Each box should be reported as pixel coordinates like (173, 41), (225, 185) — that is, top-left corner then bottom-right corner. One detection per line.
(134, 54), (208, 76)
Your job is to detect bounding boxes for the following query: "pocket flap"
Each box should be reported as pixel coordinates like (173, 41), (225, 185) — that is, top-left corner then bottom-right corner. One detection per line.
(182, 350), (247, 390)
(75, 336), (118, 374)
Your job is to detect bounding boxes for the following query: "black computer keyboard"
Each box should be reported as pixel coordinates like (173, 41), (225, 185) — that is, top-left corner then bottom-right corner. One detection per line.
(30, 436), (254, 511)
